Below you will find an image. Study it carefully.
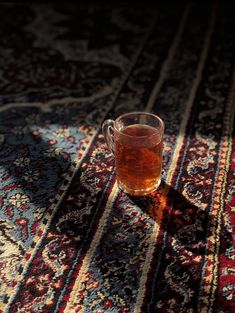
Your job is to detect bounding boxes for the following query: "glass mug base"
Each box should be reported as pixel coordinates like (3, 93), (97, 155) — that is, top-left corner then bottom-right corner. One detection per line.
(117, 178), (161, 196)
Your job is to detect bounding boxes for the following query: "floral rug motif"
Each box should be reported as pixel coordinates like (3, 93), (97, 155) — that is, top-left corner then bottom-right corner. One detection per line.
(0, 2), (234, 313)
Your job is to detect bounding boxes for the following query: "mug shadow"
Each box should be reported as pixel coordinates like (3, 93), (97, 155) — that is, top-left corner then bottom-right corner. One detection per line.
(127, 181), (233, 311)
(128, 180), (232, 255)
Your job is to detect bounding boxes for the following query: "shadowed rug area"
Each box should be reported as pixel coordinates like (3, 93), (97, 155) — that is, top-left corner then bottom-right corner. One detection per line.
(0, 2), (234, 312)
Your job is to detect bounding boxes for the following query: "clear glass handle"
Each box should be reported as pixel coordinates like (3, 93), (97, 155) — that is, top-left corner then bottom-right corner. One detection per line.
(102, 119), (115, 155)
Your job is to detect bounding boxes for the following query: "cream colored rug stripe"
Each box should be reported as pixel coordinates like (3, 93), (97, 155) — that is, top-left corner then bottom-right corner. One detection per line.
(205, 70), (235, 313)
(166, 5), (218, 185)
(144, 3), (191, 113)
(64, 182), (119, 313)
(134, 5), (218, 313)
(134, 185), (169, 313)
(134, 5), (192, 311)
(208, 137), (232, 313)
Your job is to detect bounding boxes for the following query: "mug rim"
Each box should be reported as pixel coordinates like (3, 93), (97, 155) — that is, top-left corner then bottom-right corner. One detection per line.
(114, 111), (164, 138)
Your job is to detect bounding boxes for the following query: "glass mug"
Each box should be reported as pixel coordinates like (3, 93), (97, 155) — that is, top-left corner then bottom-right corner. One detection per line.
(102, 112), (164, 196)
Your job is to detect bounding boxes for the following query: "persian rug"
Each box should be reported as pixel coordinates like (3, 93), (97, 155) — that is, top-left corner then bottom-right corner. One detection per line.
(0, 2), (234, 312)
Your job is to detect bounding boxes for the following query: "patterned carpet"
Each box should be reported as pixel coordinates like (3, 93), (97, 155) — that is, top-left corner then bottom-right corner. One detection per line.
(0, 2), (234, 312)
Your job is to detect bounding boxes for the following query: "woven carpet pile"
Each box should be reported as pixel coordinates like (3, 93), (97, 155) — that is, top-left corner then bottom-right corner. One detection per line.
(0, 2), (234, 313)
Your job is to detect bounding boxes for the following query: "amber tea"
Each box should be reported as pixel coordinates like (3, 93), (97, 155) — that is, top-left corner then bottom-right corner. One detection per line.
(102, 112), (164, 196)
(115, 124), (163, 195)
